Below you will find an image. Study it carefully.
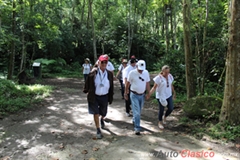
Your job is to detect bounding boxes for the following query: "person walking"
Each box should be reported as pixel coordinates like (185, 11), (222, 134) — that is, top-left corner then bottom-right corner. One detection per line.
(116, 59), (128, 99)
(83, 55), (114, 139)
(147, 65), (176, 129)
(124, 60), (150, 135)
(82, 58), (92, 82)
(122, 57), (137, 116)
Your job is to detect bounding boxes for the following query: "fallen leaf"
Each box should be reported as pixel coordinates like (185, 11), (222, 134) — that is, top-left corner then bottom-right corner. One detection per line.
(92, 137), (97, 140)
(89, 158), (96, 160)
(207, 147), (212, 150)
(69, 154), (73, 157)
(176, 141), (179, 144)
(51, 131), (55, 134)
(51, 158), (59, 160)
(59, 143), (64, 149)
(82, 150), (88, 154)
(92, 147), (99, 151)
(128, 151), (133, 153)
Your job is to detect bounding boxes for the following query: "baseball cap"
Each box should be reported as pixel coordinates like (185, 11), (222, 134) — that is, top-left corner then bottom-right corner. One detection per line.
(122, 59), (128, 63)
(99, 55), (108, 61)
(159, 98), (168, 107)
(137, 60), (146, 70)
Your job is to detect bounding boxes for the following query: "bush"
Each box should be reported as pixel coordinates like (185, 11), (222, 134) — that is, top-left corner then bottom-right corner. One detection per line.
(0, 79), (52, 115)
(183, 96), (222, 119)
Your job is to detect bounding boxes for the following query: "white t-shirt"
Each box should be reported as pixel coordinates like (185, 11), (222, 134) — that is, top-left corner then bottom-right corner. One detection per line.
(96, 60), (115, 71)
(82, 63), (92, 74)
(107, 61), (115, 71)
(127, 69), (150, 94)
(122, 65), (136, 84)
(95, 69), (110, 96)
(153, 74), (174, 99)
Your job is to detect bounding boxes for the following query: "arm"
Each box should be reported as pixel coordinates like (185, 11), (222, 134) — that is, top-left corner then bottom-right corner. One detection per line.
(124, 81), (130, 100)
(146, 83), (158, 100)
(172, 84), (176, 100)
(115, 70), (121, 79)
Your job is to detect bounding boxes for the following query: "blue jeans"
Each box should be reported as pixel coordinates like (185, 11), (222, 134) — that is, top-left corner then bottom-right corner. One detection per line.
(130, 92), (145, 132)
(157, 95), (174, 121)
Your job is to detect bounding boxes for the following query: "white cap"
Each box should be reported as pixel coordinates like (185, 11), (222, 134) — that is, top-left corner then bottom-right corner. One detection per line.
(137, 60), (146, 70)
(159, 98), (168, 107)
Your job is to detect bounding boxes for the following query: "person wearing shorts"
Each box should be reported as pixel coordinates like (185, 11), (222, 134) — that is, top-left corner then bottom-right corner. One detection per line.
(83, 55), (114, 139)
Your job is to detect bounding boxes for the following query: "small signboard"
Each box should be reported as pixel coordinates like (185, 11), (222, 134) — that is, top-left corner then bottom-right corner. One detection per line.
(33, 62), (41, 67)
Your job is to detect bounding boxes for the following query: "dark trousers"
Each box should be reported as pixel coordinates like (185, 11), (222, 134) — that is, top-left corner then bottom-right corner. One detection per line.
(125, 85), (131, 113)
(119, 79), (124, 98)
(157, 95), (174, 121)
(84, 74), (89, 82)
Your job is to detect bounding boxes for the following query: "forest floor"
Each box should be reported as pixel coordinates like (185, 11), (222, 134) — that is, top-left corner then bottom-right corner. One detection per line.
(0, 77), (239, 160)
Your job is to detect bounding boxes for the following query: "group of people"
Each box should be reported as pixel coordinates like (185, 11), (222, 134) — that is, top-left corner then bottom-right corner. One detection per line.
(82, 54), (176, 138)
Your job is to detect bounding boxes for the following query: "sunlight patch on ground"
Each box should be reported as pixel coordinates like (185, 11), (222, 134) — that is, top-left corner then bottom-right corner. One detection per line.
(24, 118), (41, 124)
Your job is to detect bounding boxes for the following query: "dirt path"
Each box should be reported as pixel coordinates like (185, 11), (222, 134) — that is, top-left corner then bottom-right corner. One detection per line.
(0, 78), (239, 160)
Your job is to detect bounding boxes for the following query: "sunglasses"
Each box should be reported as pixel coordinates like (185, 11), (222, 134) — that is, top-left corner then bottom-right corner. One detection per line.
(101, 61), (108, 64)
(139, 77), (144, 81)
(167, 80), (169, 87)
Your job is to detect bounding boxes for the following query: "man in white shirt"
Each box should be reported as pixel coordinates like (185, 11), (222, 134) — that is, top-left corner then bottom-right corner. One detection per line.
(83, 55), (114, 139)
(122, 58), (137, 116)
(124, 60), (150, 135)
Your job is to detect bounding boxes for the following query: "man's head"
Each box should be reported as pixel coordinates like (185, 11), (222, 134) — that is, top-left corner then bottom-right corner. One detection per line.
(98, 55), (108, 70)
(136, 60), (146, 73)
(130, 58), (137, 67)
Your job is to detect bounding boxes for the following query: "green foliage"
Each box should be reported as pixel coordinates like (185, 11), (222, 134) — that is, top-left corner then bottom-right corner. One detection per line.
(183, 96), (222, 119)
(207, 122), (240, 141)
(34, 58), (67, 73)
(0, 79), (52, 115)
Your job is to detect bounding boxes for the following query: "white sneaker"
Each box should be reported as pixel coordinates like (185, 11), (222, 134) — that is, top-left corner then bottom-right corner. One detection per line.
(158, 123), (164, 129)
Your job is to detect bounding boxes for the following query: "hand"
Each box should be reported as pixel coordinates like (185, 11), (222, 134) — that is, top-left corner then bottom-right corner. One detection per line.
(145, 94), (150, 100)
(173, 94), (176, 100)
(124, 94), (128, 100)
(113, 77), (118, 81)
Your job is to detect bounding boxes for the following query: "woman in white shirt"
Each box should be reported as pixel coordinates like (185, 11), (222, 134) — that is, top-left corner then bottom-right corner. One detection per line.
(116, 59), (128, 99)
(82, 58), (92, 82)
(147, 65), (176, 129)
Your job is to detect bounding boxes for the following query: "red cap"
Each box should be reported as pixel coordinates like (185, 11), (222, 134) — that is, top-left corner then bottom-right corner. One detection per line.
(99, 55), (108, 61)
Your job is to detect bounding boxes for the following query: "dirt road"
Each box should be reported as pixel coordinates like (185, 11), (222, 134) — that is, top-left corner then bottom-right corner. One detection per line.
(0, 78), (239, 160)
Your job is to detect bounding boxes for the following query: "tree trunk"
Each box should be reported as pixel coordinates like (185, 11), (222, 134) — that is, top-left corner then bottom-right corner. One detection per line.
(220, 0), (240, 125)
(7, 0), (16, 80)
(88, 0), (97, 61)
(165, 5), (170, 53)
(127, 0), (132, 59)
(183, 0), (196, 99)
(20, 0), (26, 72)
(200, 0), (209, 95)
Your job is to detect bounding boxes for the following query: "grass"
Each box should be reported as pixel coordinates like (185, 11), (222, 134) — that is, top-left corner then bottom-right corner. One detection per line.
(0, 78), (53, 115)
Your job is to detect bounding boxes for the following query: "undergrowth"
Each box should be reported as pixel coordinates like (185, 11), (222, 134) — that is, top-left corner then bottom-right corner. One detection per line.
(0, 79), (52, 115)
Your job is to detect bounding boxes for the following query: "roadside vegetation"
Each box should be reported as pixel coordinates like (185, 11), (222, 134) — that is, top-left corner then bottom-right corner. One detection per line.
(0, 79), (52, 116)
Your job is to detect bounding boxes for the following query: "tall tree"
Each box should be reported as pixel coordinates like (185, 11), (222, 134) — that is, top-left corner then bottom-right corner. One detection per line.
(88, 0), (97, 61)
(183, 0), (196, 99)
(220, 0), (240, 125)
(7, 0), (16, 80)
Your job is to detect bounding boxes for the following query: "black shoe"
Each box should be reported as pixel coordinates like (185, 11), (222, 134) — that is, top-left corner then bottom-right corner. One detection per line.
(135, 131), (141, 135)
(101, 119), (105, 129)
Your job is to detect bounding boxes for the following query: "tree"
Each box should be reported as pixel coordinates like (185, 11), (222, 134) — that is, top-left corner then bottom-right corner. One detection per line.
(7, 0), (16, 80)
(220, 0), (240, 125)
(183, 0), (196, 99)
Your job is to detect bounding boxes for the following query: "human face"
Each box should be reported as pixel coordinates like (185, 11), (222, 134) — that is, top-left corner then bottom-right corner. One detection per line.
(99, 60), (108, 70)
(162, 69), (170, 77)
(122, 62), (127, 67)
